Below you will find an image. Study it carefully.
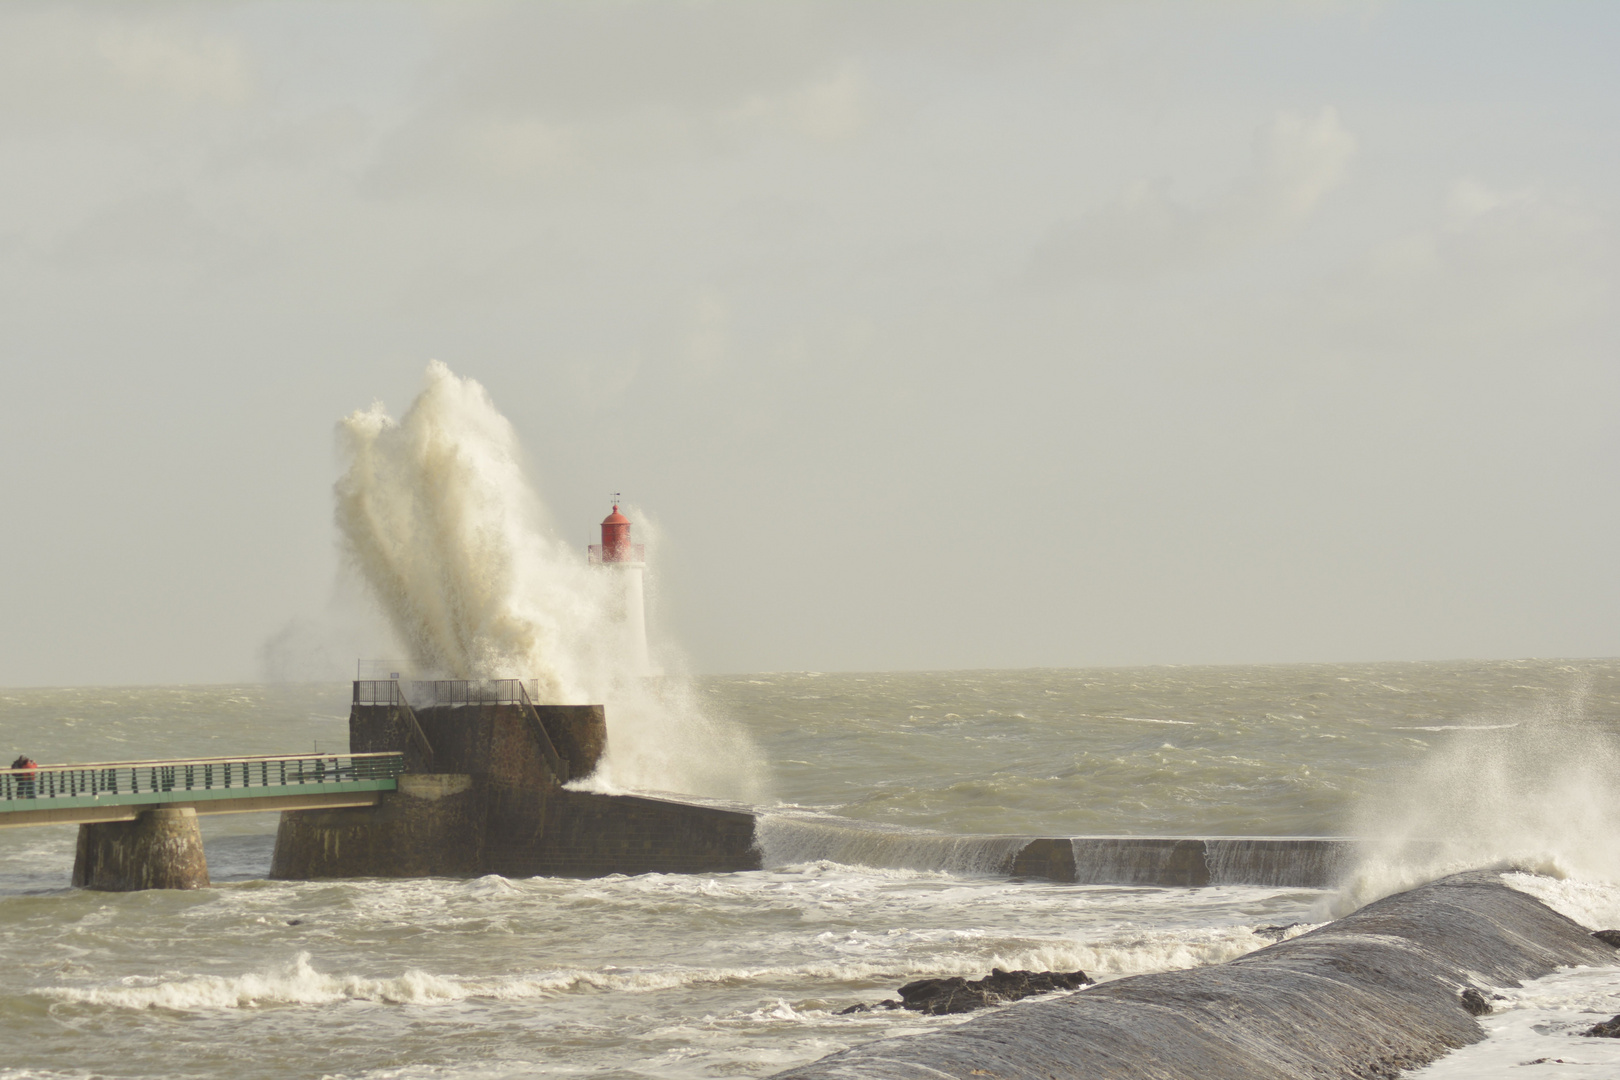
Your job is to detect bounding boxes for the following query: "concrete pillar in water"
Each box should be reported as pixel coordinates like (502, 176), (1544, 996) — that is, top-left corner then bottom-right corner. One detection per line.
(72, 807), (211, 891)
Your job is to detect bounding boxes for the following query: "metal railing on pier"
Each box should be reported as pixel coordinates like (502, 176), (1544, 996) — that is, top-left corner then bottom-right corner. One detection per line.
(0, 752), (405, 807)
(353, 679), (541, 707)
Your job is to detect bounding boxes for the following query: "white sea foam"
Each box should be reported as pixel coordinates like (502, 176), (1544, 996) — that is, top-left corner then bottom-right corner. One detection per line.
(41, 900), (1315, 1016)
(37, 918), (1300, 1014)
(457, 874), (522, 898)
(1502, 872), (1620, 931)
(985, 924), (1314, 977)
(40, 952), (464, 1009)
(1391, 723), (1520, 732)
(1408, 964), (1620, 1078)
(333, 362), (763, 799)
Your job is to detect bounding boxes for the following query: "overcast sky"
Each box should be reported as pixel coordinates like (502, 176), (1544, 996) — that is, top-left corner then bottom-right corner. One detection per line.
(1, 1), (1616, 686)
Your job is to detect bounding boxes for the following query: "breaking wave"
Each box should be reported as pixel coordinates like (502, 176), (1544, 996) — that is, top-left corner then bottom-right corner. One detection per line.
(1330, 680), (1620, 916)
(38, 924), (1307, 1013)
(333, 361), (764, 799)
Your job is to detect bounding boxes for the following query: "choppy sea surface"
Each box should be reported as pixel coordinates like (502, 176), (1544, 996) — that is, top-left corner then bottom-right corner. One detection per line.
(5, 660), (1620, 1079)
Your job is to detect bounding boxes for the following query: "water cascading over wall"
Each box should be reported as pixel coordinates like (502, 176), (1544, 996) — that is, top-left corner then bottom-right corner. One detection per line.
(755, 815), (1030, 876)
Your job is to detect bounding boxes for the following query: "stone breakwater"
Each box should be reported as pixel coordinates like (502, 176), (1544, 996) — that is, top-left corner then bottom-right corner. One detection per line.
(771, 871), (1620, 1080)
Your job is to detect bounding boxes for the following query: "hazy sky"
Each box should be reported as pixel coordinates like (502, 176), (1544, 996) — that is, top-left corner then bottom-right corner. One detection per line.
(1, 2), (1616, 685)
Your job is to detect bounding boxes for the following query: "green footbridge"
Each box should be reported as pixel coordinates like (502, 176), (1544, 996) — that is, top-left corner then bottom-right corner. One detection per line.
(0, 752), (405, 829)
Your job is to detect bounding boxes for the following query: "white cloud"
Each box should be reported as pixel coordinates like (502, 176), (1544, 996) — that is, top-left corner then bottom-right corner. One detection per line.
(1031, 106), (1356, 279)
(366, 57), (872, 200)
(464, 116), (583, 182)
(95, 21), (249, 104)
(1244, 106), (1358, 225)
(686, 291), (731, 377)
(731, 65), (871, 143)
(0, 9), (251, 122)
(1322, 178), (1612, 351)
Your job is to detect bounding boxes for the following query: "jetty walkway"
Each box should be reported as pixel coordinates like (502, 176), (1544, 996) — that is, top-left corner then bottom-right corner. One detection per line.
(0, 752), (404, 829)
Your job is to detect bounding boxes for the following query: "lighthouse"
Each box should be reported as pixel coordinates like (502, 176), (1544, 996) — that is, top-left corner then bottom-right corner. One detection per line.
(588, 500), (653, 677)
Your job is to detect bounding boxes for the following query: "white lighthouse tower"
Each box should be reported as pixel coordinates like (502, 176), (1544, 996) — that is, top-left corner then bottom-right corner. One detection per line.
(588, 499), (653, 677)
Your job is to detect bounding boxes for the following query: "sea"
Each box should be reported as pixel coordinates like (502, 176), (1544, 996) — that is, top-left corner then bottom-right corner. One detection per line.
(6, 660), (1620, 1079)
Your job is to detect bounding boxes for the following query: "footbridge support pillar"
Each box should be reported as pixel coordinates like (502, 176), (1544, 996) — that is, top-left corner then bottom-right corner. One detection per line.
(72, 807), (211, 891)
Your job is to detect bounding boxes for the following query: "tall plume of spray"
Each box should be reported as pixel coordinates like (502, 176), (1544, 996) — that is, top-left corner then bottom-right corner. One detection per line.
(1328, 675), (1620, 918)
(334, 361), (765, 800)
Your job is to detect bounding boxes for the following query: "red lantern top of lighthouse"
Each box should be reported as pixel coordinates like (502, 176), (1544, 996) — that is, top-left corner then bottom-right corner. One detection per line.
(589, 499), (645, 565)
(601, 504), (631, 562)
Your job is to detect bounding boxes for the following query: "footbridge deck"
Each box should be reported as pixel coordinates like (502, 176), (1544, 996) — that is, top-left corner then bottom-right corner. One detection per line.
(0, 752), (404, 828)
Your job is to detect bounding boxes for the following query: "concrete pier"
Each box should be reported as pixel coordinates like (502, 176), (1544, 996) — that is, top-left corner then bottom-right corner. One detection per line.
(72, 807), (210, 891)
(270, 774), (485, 879)
(272, 700), (759, 880)
(272, 781), (760, 880)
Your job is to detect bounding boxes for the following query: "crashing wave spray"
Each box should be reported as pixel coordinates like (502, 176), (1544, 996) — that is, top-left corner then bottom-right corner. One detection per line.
(1328, 676), (1620, 916)
(334, 361), (765, 799)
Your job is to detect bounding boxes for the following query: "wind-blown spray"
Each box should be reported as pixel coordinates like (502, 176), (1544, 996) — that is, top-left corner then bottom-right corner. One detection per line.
(334, 361), (764, 799)
(1329, 678), (1620, 916)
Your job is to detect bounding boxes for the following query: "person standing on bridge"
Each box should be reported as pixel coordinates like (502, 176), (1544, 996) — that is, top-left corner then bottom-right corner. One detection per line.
(9, 756), (37, 798)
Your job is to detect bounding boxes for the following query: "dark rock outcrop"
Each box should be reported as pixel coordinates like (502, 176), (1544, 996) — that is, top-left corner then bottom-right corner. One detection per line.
(836, 1000), (902, 1015)
(840, 969), (1092, 1016)
(1592, 929), (1620, 948)
(1459, 988), (1491, 1016)
(896, 969), (1093, 1015)
(773, 872), (1619, 1080)
(1583, 1015), (1620, 1038)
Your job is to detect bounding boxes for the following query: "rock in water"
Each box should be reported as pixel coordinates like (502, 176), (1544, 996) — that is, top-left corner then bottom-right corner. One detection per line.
(1460, 988), (1491, 1016)
(1592, 929), (1620, 948)
(897, 977), (992, 1015)
(896, 969), (1092, 1016)
(1583, 1015), (1620, 1038)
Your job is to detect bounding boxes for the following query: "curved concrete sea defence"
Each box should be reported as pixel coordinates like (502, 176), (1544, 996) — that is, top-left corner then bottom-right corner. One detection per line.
(770, 871), (1618, 1080)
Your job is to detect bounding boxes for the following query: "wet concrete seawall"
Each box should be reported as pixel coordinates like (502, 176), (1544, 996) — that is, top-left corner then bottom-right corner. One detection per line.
(1012, 836), (1355, 887)
(771, 871), (1618, 1080)
(271, 701), (1357, 885)
(760, 819), (1355, 888)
